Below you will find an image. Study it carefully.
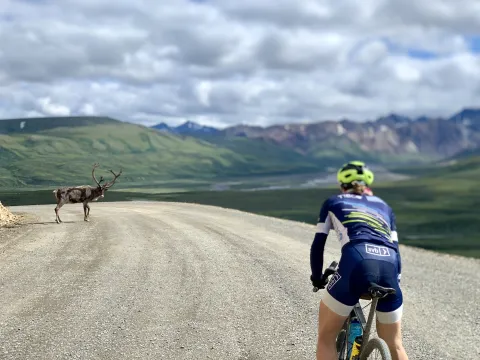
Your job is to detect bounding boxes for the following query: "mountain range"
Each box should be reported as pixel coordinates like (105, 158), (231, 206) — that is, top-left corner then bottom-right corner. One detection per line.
(151, 121), (220, 135)
(0, 108), (479, 187)
(151, 108), (480, 161)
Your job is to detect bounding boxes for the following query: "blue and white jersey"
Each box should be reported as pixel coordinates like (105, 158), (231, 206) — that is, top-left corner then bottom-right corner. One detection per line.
(316, 193), (399, 250)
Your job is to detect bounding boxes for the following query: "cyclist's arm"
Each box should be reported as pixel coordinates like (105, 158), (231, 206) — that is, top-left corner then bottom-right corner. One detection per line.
(310, 199), (332, 280)
(390, 208), (402, 280)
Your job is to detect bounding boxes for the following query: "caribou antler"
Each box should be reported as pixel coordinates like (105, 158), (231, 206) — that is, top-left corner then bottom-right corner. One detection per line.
(104, 168), (123, 188)
(92, 163), (103, 187)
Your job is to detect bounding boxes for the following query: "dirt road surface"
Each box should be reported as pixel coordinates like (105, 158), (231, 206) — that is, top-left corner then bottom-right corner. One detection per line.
(0, 201), (477, 359)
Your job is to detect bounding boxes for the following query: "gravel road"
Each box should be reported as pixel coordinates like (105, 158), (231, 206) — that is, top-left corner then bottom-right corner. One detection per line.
(0, 201), (477, 359)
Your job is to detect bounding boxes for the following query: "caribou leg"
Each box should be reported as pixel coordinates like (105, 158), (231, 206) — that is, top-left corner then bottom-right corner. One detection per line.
(83, 201), (91, 221)
(55, 202), (64, 223)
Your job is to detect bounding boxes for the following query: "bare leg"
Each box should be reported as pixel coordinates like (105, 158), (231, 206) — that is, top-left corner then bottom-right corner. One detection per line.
(316, 300), (348, 360)
(376, 319), (409, 360)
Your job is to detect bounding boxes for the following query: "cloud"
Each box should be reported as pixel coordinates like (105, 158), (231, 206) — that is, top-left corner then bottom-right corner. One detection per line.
(1, 0), (480, 127)
(37, 97), (71, 116)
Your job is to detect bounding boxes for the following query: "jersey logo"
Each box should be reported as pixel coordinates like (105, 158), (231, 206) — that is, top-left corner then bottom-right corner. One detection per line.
(365, 244), (390, 256)
(327, 272), (342, 290)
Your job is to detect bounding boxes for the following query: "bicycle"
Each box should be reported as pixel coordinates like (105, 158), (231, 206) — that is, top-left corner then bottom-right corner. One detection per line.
(313, 261), (395, 360)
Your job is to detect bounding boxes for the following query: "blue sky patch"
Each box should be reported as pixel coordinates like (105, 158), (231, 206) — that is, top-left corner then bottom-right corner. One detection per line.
(406, 49), (438, 60)
(383, 38), (439, 60)
(465, 36), (480, 53)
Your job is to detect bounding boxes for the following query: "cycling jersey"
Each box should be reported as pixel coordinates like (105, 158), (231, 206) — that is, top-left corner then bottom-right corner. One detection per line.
(316, 193), (398, 251)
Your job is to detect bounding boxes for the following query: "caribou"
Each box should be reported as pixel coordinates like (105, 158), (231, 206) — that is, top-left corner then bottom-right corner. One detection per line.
(53, 163), (122, 223)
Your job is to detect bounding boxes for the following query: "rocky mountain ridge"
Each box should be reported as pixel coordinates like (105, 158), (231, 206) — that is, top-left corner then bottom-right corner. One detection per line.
(152, 109), (480, 159)
(152, 121), (219, 135)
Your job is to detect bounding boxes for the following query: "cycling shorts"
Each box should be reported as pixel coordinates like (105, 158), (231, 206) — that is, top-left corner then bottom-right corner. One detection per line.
(322, 241), (403, 324)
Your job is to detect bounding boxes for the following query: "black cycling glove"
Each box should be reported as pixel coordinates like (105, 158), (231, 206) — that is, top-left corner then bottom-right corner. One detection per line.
(310, 274), (328, 289)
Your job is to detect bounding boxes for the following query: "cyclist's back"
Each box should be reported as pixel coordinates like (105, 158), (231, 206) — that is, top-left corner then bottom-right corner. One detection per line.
(319, 192), (399, 251)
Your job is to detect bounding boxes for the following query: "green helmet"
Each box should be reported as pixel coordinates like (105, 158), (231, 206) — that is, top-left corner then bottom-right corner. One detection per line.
(337, 161), (374, 186)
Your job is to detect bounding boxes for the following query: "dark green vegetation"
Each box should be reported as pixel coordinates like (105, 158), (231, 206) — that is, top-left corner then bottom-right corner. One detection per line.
(2, 155), (479, 258)
(391, 153), (480, 178)
(0, 117), (323, 187)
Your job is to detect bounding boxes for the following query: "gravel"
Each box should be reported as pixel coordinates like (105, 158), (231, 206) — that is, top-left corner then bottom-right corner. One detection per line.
(0, 201), (477, 359)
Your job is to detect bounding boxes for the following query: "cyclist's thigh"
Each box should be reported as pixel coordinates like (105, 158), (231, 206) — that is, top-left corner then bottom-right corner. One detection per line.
(322, 243), (363, 316)
(375, 270), (403, 324)
(360, 243), (403, 324)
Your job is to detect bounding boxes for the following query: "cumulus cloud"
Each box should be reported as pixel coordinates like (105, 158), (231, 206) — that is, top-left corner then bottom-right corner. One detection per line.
(37, 97), (71, 116)
(1, 0), (480, 127)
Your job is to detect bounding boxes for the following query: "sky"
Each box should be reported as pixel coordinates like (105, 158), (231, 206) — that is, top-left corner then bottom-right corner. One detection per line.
(1, 0), (480, 128)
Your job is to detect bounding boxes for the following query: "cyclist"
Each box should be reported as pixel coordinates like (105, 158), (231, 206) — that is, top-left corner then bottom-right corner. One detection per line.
(310, 161), (408, 360)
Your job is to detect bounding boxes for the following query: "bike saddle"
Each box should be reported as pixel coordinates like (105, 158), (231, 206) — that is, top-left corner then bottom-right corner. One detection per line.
(367, 282), (396, 299)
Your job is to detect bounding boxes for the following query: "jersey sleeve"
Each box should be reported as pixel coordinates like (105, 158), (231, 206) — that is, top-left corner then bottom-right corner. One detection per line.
(389, 207), (398, 243)
(316, 197), (333, 235)
(310, 198), (332, 280)
(389, 207), (402, 280)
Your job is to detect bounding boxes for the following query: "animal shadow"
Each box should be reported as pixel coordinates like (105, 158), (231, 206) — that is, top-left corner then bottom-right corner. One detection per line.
(27, 221), (76, 226)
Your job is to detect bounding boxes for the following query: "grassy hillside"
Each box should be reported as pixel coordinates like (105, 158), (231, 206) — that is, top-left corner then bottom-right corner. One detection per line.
(305, 135), (432, 164)
(0, 118), (323, 187)
(180, 135), (324, 174)
(0, 116), (119, 134)
(389, 154), (480, 179)
(199, 132), (431, 166)
(447, 147), (480, 160)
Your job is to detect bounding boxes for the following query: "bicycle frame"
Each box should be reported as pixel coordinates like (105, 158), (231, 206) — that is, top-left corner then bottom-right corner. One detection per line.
(338, 297), (380, 360)
(315, 261), (393, 359)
